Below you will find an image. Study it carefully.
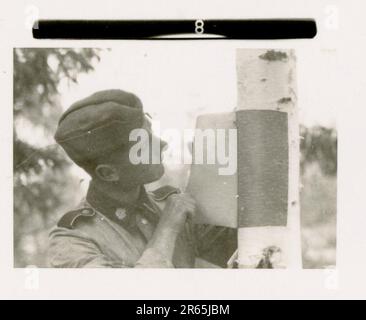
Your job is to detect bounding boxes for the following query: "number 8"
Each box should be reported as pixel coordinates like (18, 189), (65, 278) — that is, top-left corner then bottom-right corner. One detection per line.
(195, 20), (204, 34)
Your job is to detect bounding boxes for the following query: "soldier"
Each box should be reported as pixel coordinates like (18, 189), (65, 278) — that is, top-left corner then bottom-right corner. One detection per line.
(48, 89), (196, 268)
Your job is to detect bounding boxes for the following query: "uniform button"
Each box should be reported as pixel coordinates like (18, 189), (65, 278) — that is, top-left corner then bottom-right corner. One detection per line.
(141, 218), (148, 225)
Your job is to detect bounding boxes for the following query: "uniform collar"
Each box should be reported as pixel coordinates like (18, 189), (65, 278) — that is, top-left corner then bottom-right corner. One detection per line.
(86, 181), (159, 226)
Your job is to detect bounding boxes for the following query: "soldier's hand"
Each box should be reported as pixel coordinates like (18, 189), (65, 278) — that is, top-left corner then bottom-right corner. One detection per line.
(159, 193), (196, 233)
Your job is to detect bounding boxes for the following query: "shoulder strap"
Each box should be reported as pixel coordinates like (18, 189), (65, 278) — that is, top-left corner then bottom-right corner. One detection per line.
(150, 185), (181, 201)
(57, 207), (95, 229)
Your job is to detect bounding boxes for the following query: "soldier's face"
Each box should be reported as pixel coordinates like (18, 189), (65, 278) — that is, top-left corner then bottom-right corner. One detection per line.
(102, 126), (167, 190)
(127, 130), (167, 185)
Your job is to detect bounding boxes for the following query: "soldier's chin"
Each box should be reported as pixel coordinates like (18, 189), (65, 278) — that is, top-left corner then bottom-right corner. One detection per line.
(149, 164), (165, 181)
(123, 164), (164, 190)
(125, 164), (162, 186)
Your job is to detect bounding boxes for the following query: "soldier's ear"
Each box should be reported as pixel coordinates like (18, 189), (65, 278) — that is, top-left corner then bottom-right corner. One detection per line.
(95, 164), (120, 182)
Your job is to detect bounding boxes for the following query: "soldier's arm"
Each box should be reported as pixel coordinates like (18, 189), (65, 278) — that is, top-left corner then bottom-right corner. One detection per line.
(135, 228), (179, 268)
(136, 193), (196, 267)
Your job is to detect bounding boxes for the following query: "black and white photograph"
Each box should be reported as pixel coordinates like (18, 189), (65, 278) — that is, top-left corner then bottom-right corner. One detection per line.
(13, 46), (337, 269)
(3, 0), (366, 302)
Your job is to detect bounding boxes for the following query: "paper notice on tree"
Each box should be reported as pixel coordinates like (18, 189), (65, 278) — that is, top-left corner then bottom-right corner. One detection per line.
(186, 112), (238, 228)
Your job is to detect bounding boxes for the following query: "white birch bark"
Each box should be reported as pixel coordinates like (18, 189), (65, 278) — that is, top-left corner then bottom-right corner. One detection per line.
(236, 49), (302, 269)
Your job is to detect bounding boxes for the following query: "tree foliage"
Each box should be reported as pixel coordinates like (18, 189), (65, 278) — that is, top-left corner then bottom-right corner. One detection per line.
(14, 48), (101, 173)
(300, 125), (337, 176)
(14, 48), (101, 267)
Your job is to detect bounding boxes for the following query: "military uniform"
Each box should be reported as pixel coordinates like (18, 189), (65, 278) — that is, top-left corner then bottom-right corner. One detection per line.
(49, 89), (235, 268)
(49, 184), (195, 268)
(49, 89), (197, 268)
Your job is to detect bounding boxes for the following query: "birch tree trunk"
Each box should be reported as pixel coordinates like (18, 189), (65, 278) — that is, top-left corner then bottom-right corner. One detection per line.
(236, 49), (302, 268)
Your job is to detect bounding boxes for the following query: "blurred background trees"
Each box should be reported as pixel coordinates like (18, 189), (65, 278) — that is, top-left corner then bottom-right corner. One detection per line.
(299, 125), (337, 268)
(14, 48), (101, 267)
(300, 126), (337, 176)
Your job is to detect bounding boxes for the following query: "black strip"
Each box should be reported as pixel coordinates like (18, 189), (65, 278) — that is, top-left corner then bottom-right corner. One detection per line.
(237, 110), (288, 227)
(33, 19), (317, 40)
(0, 300), (345, 316)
